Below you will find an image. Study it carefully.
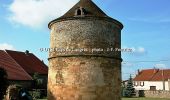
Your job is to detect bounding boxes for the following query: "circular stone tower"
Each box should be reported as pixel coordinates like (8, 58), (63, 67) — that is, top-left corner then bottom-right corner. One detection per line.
(48, 0), (123, 100)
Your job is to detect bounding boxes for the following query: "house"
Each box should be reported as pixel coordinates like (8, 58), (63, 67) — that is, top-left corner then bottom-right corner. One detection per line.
(0, 50), (48, 89)
(133, 69), (170, 91)
(122, 80), (128, 88)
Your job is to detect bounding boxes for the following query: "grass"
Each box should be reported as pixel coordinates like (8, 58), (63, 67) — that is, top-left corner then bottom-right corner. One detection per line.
(122, 97), (170, 100)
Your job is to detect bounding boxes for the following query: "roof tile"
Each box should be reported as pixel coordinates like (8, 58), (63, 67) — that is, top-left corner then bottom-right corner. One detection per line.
(134, 69), (170, 81)
(0, 50), (32, 80)
(6, 50), (48, 75)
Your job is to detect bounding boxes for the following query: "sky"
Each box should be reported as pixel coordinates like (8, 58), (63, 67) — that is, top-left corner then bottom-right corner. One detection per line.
(0, 0), (170, 80)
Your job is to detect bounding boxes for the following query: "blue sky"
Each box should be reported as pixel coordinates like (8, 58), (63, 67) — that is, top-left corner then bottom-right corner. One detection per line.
(0, 0), (170, 80)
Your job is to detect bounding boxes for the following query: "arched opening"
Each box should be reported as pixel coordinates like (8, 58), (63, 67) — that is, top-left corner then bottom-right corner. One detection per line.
(77, 9), (81, 15)
(75, 7), (86, 16)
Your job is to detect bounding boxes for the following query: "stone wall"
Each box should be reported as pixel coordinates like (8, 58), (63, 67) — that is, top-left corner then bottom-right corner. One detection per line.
(48, 17), (122, 100)
(144, 90), (170, 98)
(48, 57), (121, 100)
(49, 18), (121, 58)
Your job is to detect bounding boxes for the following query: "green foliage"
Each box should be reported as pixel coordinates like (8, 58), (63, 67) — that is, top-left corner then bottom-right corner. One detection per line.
(32, 73), (46, 99)
(124, 75), (136, 97)
(32, 72), (43, 88)
(29, 90), (41, 100)
(139, 90), (145, 97)
(29, 89), (47, 99)
(0, 68), (8, 99)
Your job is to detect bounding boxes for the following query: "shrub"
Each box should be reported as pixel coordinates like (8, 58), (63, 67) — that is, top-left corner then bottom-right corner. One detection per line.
(0, 68), (8, 99)
(29, 89), (41, 99)
(124, 75), (136, 97)
(138, 90), (145, 97)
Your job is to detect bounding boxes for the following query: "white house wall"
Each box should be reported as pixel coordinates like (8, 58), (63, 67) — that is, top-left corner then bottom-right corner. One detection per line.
(134, 81), (170, 91)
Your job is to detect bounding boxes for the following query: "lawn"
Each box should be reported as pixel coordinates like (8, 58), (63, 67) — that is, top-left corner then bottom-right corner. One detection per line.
(122, 98), (170, 100)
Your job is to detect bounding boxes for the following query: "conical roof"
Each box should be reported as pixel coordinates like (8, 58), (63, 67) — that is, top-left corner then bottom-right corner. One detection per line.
(49, 0), (123, 29)
(61, 0), (107, 18)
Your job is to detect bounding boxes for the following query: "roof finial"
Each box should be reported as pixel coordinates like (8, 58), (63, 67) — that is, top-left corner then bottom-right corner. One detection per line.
(25, 50), (29, 55)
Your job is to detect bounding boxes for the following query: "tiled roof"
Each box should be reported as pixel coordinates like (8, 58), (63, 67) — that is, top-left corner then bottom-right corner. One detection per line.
(61, 0), (107, 18)
(151, 69), (170, 81)
(133, 69), (170, 81)
(0, 50), (32, 80)
(48, 0), (123, 29)
(6, 50), (48, 75)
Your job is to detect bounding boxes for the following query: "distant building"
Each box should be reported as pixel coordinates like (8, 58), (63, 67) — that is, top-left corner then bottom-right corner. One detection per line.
(133, 69), (170, 91)
(0, 50), (48, 89)
(122, 80), (128, 88)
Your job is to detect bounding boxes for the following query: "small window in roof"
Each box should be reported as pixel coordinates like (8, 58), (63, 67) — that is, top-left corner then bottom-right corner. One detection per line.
(77, 9), (81, 15)
(75, 7), (86, 16)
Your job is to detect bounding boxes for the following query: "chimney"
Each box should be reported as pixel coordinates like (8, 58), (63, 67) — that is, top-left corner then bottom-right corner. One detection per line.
(162, 69), (164, 80)
(162, 69), (165, 90)
(25, 50), (29, 55)
(137, 69), (141, 75)
(153, 67), (158, 74)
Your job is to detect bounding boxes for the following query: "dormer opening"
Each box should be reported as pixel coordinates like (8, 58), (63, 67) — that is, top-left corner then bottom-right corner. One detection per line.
(77, 9), (81, 15)
(75, 7), (86, 16)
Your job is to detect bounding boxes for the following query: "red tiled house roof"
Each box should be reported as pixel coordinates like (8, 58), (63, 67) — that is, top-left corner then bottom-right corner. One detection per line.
(134, 69), (170, 81)
(0, 50), (32, 80)
(151, 69), (170, 81)
(6, 50), (48, 75)
(133, 69), (159, 81)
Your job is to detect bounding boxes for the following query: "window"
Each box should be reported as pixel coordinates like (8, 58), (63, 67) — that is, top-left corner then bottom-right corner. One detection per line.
(77, 9), (81, 15)
(150, 86), (156, 91)
(134, 81), (138, 86)
(140, 82), (144, 87)
(75, 7), (86, 16)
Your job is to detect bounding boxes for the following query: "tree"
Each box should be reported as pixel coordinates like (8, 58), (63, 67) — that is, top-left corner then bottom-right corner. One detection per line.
(32, 72), (43, 89)
(124, 74), (136, 97)
(0, 67), (8, 99)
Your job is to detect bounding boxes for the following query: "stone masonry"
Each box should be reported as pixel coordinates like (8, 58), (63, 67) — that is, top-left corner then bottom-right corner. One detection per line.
(48, 0), (123, 100)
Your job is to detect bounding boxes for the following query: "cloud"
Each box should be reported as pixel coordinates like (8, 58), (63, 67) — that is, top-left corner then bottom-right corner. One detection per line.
(154, 63), (166, 69)
(0, 43), (15, 50)
(7, 0), (78, 28)
(133, 47), (146, 54)
(128, 17), (170, 23)
(159, 19), (170, 23)
(123, 46), (147, 56)
(122, 62), (134, 67)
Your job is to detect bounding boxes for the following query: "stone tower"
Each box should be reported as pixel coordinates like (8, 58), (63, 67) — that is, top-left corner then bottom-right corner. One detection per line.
(48, 0), (123, 100)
